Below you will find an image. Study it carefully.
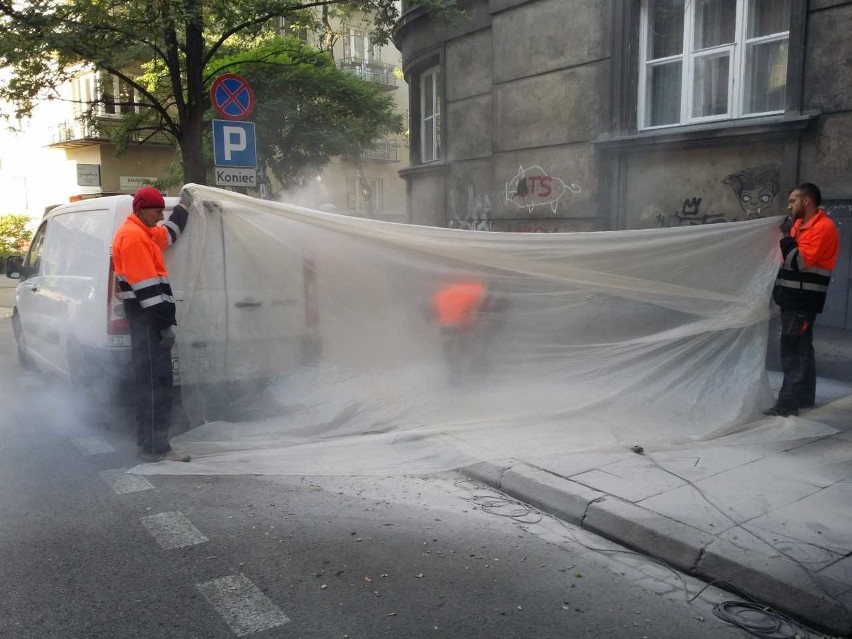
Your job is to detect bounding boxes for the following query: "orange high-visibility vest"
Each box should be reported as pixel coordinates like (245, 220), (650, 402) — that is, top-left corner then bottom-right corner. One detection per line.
(432, 281), (487, 328)
(773, 209), (839, 313)
(112, 214), (176, 327)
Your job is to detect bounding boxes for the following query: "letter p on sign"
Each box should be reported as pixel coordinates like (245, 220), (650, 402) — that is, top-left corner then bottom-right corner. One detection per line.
(224, 126), (246, 160)
(212, 119), (257, 168)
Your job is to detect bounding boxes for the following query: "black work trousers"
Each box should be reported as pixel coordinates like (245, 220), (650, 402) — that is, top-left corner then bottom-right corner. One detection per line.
(127, 305), (174, 454)
(777, 309), (817, 412)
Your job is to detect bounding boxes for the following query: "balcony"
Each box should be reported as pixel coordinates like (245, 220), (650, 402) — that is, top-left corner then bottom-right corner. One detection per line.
(338, 58), (398, 90)
(361, 138), (400, 163)
(48, 118), (173, 149)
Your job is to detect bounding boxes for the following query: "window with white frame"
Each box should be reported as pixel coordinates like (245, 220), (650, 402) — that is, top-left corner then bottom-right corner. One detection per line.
(97, 72), (140, 116)
(347, 177), (383, 213)
(639, 0), (790, 129)
(420, 66), (442, 163)
(343, 28), (380, 63)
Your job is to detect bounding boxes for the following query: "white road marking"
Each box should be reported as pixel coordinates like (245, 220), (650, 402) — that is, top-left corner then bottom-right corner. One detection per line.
(99, 468), (154, 494)
(71, 436), (116, 455)
(197, 574), (290, 636)
(141, 511), (208, 550)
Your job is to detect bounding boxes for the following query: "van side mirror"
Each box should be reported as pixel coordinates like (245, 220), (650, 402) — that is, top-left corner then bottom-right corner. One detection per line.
(6, 255), (23, 280)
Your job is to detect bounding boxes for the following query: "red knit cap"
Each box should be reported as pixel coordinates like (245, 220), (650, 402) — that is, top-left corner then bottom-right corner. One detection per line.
(132, 186), (165, 211)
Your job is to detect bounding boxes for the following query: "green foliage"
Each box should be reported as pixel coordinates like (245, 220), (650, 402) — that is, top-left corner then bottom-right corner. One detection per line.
(0, 215), (33, 260)
(0, 0), (460, 183)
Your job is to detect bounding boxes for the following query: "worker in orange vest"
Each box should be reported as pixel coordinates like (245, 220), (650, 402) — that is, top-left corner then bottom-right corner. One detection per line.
(765, 183), (839, 417)
(112, 186), (190, 462)
(429, 278), (506, 382)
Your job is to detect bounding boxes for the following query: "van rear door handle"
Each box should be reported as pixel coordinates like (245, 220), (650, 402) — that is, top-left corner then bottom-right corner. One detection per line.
(235, 300), (262, 308)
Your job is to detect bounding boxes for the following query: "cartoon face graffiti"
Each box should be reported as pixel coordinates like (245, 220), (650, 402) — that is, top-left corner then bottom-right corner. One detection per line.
(722, 167), (780, 220)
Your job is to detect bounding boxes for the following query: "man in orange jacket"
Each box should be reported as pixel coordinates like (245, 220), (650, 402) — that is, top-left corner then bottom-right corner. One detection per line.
(765, 183), (839, 417)
(113, 186), (190, 462)
(430, 278), (507, 382)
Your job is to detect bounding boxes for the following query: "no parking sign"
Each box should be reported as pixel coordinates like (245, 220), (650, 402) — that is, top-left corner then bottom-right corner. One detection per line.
(210, 73), (255, 120)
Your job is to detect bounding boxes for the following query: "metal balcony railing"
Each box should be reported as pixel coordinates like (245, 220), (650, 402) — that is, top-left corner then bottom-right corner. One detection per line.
(338, 58), (398, 89)
(48, 118), (173, 148)
(361, 138), (399, 162)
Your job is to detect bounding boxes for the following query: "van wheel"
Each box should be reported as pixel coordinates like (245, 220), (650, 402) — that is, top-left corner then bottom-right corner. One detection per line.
(12, 314), (34, 370)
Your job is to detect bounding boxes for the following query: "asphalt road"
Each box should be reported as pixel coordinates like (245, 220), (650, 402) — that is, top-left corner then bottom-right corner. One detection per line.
(0, 317), (761, 639)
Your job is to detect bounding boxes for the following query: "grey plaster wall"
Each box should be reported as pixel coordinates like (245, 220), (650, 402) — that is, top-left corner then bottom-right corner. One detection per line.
(408, 171), (448, 226)
(803, 3), (852, 113)
(622, 145), (788, 229)
(446, 95), (493, 161)
(494, 61), (611, 151)
(446, 160), (494, 229)
(799, 112), (852, 194)
(445, 28), (492, 101)
(491, 0), (611, 83)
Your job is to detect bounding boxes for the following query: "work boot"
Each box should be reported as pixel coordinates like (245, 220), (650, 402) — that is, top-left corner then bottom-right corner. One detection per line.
(139, 449), (191, 463)
(763, 405), (799, 417)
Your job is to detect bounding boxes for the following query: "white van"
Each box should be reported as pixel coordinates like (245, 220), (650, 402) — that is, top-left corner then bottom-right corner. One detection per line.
(6, 188), (319, 420)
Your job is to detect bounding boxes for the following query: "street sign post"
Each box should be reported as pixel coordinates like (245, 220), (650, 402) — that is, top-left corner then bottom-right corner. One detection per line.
(210, 73), (259, 190)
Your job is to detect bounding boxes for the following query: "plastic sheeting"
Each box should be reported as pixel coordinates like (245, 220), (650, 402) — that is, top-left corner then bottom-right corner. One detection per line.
(137, 184), (783, 476)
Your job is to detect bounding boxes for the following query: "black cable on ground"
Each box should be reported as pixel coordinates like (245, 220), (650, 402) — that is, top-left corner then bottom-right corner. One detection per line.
(712, 601), (807, 639)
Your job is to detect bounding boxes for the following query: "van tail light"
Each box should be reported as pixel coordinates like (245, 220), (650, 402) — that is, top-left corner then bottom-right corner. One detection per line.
(108, 259), (130, 335)
(303, 258), (319, 327)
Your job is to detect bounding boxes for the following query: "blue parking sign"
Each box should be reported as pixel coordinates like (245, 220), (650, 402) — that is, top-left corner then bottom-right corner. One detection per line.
(212, 120), (257, 168)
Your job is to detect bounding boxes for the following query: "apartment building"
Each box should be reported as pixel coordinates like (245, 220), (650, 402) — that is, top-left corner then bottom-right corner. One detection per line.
(394, 0), (852, 329)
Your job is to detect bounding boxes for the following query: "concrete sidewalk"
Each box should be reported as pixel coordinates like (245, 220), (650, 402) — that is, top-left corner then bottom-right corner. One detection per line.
(462, 376), (852, 636)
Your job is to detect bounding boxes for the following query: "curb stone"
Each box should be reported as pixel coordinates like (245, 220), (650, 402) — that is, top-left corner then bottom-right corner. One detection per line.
(459, 458), (852, 636)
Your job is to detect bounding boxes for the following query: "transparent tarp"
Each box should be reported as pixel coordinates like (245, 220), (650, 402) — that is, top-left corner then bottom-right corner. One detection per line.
(136, 184), (782, 476)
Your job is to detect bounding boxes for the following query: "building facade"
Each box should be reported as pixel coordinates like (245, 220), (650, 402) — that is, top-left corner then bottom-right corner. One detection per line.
(289, 12), (410, 222)
(394, 0), (852, 328)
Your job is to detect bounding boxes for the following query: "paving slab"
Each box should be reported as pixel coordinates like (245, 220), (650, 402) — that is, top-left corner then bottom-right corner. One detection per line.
(570, 457), (687, 502)
(820, 556), (852, 594)
(637, 484), (739, 534)
(524, 451), (633, 479)
(687, 458), (824, 521)
(648, 445), (771, 482)
(743, 481), (852, 554)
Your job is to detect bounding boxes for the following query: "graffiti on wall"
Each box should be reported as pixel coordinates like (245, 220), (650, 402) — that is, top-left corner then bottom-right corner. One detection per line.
(505, 165), (581, 213)
(721, 166), (780, 220)
(448, 184), (493, 231)
(649, 165), (781, 228)
(655, 197), (726, 227)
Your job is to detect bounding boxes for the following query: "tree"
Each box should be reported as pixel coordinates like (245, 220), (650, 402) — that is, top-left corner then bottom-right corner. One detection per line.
(0, 0), (459, 185)
(0, 214), (33, 263)
(215, 36), (402, 191)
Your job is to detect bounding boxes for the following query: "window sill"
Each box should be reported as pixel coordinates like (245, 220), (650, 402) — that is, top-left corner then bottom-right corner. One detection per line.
(594, 113), (819, 151)
(398, 162), (450, 178)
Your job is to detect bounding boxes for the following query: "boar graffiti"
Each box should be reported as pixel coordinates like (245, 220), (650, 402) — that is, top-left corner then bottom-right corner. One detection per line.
(505, 165), (581, 213)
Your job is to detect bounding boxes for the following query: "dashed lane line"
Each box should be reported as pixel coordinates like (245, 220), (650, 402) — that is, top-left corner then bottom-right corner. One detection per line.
(100, 468), (154, 494)
(71, 436), (116, 455)
(142, 511), (209, 550)
(197, 574), (290, 637)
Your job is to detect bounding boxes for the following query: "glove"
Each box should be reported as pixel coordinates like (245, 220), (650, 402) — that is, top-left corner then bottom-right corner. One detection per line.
(159, 327), (176, 350)
(778, 216), (793, 236)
